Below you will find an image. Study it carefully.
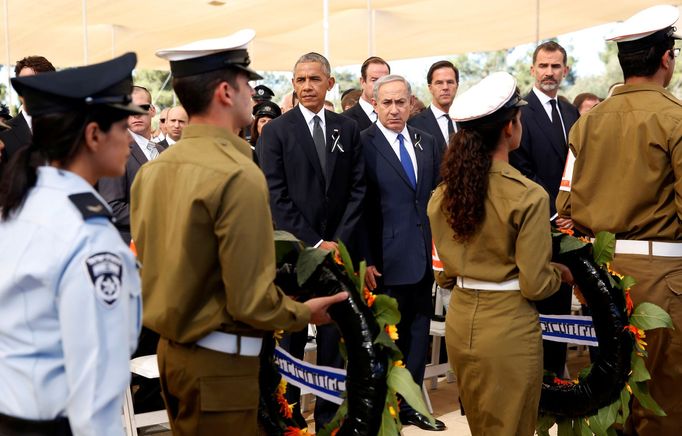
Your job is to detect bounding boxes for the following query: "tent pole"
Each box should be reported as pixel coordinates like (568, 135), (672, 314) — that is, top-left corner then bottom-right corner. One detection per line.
(535, 0), (540, 45)
(82, 0), (88, 65)
(3, 0), (13, 112)
(367, 0), (374, 56)
(323, 0), (329, 59)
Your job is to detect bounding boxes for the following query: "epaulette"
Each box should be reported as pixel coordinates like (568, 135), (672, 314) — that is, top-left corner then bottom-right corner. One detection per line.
(68, 193), (113, 222)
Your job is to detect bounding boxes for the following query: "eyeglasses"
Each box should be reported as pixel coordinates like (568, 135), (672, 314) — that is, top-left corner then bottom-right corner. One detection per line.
(138, 104), (152, 111)
(671, 48), (680, 58)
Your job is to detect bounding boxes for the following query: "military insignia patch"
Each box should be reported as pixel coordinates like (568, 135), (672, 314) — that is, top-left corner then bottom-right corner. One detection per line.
(85, 252), (123, 307)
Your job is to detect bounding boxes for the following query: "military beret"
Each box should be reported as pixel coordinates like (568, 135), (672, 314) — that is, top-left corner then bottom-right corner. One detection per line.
(156, 29), (263, 80)
(451, 72), (526, 123)
(11, 52), (144, 117)
(607, 5), (681, 52)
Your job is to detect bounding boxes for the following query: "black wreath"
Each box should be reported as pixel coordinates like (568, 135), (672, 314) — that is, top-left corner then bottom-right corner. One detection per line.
(540, 238), (633, 417)
(258, 247), (389, 435)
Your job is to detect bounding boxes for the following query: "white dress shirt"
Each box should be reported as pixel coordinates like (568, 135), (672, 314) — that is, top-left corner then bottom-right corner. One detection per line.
(21, 108), (32, 133)
(358, 97), (377, 123)
(129, 130), (157, 161)
(298, 104), (327, 143)
(532, 87), (567, 142)
(429, 104), (454, 142)
(376, 121), (418, 182)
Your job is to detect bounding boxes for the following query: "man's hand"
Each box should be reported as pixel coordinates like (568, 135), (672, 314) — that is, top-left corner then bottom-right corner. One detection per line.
(319, 241), (339, 254)
(304, 292), (349, 325)
(555, 217), (574, 230)
(365, 265), (382, 290)
(552, 262), (575, 286)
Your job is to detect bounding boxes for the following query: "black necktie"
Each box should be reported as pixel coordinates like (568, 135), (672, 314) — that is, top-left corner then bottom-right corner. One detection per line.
(549, 99), (566, 147)
(312, 115), (326, 177)
(445, 114), (454, 136)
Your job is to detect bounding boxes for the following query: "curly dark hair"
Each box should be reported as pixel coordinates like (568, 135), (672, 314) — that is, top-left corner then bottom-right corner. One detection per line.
(440, 107), (520, 242)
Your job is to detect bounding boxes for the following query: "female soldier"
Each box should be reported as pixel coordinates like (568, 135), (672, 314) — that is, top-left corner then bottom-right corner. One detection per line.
(427, 72), (573, 436)
(0, 53), (143, 436)
(250, 100), (282, 148)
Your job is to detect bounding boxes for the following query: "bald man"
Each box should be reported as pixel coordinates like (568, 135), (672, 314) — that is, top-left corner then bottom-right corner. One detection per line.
(166, 106), (188, 144)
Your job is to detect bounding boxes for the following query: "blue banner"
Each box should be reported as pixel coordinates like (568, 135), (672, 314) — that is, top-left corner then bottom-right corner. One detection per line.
(274, 346), (346, 405)
(540, 314), (598, 346)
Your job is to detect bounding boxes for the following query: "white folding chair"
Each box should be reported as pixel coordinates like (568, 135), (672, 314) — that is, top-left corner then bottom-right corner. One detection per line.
(122, 355), (170, 436)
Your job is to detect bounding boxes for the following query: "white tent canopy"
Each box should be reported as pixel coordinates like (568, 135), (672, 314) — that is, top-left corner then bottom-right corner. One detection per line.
(0, 0), (669, 72)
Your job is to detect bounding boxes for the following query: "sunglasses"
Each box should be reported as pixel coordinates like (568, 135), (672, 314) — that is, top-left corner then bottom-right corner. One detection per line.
(138, 104), (152, 111)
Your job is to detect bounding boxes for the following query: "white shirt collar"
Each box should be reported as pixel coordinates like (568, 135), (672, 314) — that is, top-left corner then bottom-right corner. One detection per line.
(20, 108), (32, 133)
(165, 136), (176, 145)
(358, 97), (376, 119)
(129, 130), (156, 160)
(532, 86), (557, 106)
(430, 104), (448, 119)
(299, 104), (326, 126)
(376, 121), (409, 146)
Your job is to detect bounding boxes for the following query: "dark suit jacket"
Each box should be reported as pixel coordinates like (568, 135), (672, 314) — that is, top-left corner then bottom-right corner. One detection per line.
(407, 106), (448, 151)
(509, 90), (579, 215)
(361, 124), (441, 286)
(98, 138), (168, 242)
(257, 107), (365, 251)
(0, 113), (32, 176)
(341, 102), (373, 132)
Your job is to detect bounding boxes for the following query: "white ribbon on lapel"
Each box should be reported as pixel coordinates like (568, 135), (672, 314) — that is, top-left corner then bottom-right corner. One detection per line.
(413, 132), (423, 151)
(331, 129), (344, 153)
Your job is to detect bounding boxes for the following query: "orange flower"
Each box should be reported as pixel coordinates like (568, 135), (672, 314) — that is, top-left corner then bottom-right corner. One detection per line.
(625, 288), (634, 317)
(284, 426), (308, 436)
(277, 378), (287, 396)
(553, 377), (577, 386)
(606, 263), (624, 280)
(394, 360), (406, 368)
(363, 287), (376, 307)
(334, 251), (343, 266)
(274, 329), (284, 341)
(386, 325), (399, 341)
(331, 428), (340, 436)
(558, 227), (574, 236)
(625, 325), (647, 352)
(129, 239), (137, 257)
(389, 405), (397, 417)
(578, 236), (591, 243)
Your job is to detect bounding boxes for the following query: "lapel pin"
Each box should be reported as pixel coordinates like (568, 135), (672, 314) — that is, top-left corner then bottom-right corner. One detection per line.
(331, 129), (344, 153)
(413, 133), (423, 151)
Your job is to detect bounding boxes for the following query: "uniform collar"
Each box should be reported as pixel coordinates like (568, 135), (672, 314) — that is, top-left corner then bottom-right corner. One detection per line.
(489, 159), (515, 174)
(612, 82), (675, 98)
(36, 166), (111, 210)
(180, 124), (252, 158)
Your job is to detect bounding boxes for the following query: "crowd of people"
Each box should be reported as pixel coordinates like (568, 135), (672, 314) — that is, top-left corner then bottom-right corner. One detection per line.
(0, 4), (680, 436)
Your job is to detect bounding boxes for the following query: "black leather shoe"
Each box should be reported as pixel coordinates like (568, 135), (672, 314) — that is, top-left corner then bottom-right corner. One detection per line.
(399, 410), (446, 431)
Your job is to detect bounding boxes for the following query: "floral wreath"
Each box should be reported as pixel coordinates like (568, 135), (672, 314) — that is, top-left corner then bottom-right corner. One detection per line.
(537, 230), (672, 435)
(258, 235), (436, 435)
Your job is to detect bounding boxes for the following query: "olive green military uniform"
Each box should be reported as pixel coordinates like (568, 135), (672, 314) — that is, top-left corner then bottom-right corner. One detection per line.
(557, 83), (682, 435)
(130, 125), (311, 436)
(428, 160), (561, 436)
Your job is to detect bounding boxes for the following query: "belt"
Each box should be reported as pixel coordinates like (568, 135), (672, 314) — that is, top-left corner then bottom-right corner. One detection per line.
(456, 277), (520, 291)
(610, 240), (682, 257)
(196, 331), (263, 356)
(0, 412), (71, 436)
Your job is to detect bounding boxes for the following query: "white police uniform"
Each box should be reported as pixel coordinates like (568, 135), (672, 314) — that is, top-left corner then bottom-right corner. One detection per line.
(0, 166), (141, 436)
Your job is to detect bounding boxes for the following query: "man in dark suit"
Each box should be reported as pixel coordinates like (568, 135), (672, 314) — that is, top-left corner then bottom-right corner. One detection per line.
(408, 60), (459, 151)
(0, 56), (55, 177)
(257, 52), (365, 431)
(341, 56), (391, 131)
(99, 85), (168, 244)
(509, 41), (580, 378)
(362, 75), (445, 431)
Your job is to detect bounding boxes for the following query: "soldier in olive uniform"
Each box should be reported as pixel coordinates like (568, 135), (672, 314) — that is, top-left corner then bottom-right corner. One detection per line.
(130, 30), (347, 436)
(428, 72), (573, 436)
(556, 6), (682, 434)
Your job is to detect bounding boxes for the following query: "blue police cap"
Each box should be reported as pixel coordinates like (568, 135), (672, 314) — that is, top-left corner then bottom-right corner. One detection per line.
(253, 85), (275, 102)
(11, 52), (144, 117)
(252, 101), (282, 119)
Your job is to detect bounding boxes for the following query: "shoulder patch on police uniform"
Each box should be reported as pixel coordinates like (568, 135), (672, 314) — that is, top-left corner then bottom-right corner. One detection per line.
(68, 193), (113, 221)
(86, 252), (123, 307)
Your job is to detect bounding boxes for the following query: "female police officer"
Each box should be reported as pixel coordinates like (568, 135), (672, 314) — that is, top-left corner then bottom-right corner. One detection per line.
(0, 53), (143, 436)
(428, 72), (573, 435)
